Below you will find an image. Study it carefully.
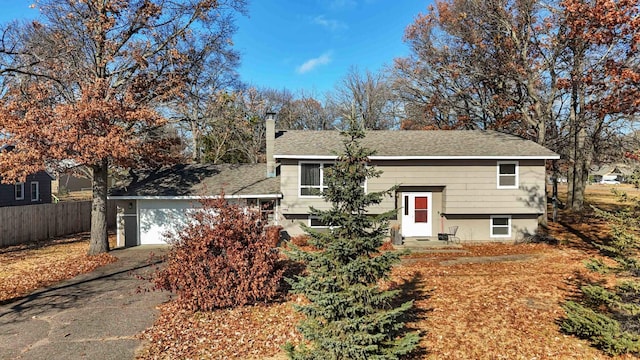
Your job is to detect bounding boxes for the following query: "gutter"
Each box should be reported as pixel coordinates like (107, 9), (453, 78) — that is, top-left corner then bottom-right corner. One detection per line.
(275, 155), (560, 160)
(108, 194), (283, 200)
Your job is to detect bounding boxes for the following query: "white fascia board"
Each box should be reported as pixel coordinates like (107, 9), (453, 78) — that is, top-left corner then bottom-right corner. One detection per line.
(275, 155), (338, 160)
(275, 155), (560, 160)
(108, 194), (283, 200)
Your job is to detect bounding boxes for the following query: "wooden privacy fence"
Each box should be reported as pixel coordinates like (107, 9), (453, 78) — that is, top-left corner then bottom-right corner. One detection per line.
(0, 201), (116, 247)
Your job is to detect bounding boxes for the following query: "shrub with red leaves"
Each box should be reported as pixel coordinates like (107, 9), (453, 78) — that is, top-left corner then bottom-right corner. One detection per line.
(153, 195), (284, 311)
(265, 225), (283, 247)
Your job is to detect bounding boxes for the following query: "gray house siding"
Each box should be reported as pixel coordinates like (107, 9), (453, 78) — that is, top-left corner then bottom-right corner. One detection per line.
(280, 159), (546, 214)
(0, 171), (53, 207)
(278, 159), (547, 241)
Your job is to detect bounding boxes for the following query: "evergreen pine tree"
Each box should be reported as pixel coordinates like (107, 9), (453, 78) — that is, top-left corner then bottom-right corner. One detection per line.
(561, 189), (640, 355)
(284, 122), (420, 359)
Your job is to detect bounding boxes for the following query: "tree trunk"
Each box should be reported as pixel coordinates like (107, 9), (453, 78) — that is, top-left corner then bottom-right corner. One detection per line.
(572, 126), (590, 211)
(88, 158), (109, 255)
(191, 118), (202, 163)
(567, 44), (588, 212)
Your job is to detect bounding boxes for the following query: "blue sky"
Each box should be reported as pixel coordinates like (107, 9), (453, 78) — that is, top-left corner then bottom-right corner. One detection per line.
(0, 1), (429, 96)
(234, 1), (428, 95)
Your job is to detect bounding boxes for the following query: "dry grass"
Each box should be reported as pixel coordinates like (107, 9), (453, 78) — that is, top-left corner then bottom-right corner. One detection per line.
(0, 234), (117, 303)
(55, 190), (93, 202)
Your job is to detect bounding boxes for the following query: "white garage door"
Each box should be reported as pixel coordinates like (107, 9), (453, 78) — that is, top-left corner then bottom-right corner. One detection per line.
(138, 200), (200, 245)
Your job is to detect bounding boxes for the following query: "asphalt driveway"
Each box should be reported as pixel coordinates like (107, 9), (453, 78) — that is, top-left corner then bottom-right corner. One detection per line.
(0, 246), (170, 360)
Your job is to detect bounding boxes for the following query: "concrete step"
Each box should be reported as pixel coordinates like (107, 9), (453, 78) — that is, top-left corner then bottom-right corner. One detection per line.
(392, 237), (466, 253)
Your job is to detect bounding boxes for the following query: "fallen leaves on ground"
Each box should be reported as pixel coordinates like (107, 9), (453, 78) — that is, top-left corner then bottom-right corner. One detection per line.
(0, 234), (117, 303)
(137, 188), (639, 359)
(137, 242), (634, 359)
(137, 300), (303, 360)
(402, 247), (628, 359)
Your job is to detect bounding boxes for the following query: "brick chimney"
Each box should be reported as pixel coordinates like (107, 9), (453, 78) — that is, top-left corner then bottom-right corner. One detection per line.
(266, 112), (276, 178)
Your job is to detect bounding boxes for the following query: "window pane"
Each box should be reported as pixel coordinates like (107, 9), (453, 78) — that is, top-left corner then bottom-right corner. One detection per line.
(493, 217), (509, 226)
(301, 164), (321, 186)
(492, 227), (509, 235)
(499, 164), (516, 175)
(499, 176), (516, 186)
(310, 217), (329, 227)
(415, 197), (428, 210)
(301, 187), (321, 196)
(415, 210), (428, 223)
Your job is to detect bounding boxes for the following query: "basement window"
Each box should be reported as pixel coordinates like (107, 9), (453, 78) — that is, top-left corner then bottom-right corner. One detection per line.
(490, 215), (511, 238)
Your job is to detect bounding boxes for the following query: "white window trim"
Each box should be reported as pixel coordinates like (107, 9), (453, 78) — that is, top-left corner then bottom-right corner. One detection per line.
(30, 181), (39, 202)
(299, 161), (333, 198)
(15, 183), (24, 200)
(497, 161), (519, 189)
(490, 215), (512, 238)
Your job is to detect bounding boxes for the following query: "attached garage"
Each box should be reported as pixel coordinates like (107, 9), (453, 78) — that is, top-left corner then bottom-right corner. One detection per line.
(138, 199), (200, 245)
(109, 163), (282, 247)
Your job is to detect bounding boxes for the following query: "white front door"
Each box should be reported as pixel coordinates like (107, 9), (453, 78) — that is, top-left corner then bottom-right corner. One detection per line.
(401, 192), (433, 237)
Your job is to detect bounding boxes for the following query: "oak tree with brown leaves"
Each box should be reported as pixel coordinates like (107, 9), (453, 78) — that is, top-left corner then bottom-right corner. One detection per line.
(0, 0), (246, 254)
(395, 0), (640, 212)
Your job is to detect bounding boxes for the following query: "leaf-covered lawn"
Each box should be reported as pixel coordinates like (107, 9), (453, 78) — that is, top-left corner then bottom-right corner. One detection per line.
(137, 185), (640, 359)
(138, 242), (631, 360)
(0, 234), (117, 303)
(3, 185), (636, 358)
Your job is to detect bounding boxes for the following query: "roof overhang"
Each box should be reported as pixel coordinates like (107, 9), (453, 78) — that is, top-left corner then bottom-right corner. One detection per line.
(108, 194), (283, 200)
(275, 155), (561, 160)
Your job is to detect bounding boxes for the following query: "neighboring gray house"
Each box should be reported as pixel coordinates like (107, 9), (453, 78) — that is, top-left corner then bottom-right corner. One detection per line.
(273, 128), (559, 242)
(0, 171), (54, 207)
(0, 145), (54, 207)
(110, 118), (559, 246)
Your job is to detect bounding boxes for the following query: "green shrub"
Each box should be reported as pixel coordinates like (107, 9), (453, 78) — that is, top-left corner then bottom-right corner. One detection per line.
(284, 125), (419, 359)
(561, 301), (640, 355)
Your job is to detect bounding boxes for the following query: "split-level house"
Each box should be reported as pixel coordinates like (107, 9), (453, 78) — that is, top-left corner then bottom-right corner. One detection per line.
(110, 118), (559, 246)
(273, 126), (559, 242)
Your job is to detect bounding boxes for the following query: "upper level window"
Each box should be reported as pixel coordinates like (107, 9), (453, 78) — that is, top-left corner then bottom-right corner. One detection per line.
(300, 162), (333, 197)
(31, 181), (39, 201)
(15, 183), (24, 200)
(497, 161), (518, 189)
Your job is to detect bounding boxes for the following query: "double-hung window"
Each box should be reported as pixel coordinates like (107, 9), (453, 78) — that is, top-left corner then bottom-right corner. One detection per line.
(31, 181), (39, 201)
(497, 161), (518, 189)
(300, 162), (333, 197)
(490, 215), (511, 237)
(15, 183), (24, 200)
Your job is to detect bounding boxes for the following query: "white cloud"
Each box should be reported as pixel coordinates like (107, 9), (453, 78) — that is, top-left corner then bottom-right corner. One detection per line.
(296, 51), (333, 74)
(313, 15), (347, 31)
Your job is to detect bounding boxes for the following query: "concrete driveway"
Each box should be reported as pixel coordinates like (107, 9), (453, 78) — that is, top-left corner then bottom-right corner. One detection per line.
(0, 246), (170, 360)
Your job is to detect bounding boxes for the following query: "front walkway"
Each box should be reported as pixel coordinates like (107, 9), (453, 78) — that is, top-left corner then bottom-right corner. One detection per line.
(0, 246), (169, 360)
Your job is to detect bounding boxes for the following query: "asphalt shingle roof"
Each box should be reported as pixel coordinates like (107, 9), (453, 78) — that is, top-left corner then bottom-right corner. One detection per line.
(274, 130), (559, 158)
(110, 163), (280, 197)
